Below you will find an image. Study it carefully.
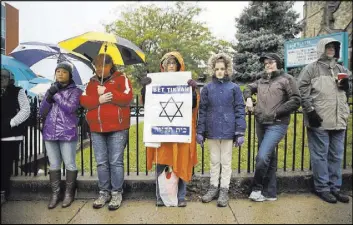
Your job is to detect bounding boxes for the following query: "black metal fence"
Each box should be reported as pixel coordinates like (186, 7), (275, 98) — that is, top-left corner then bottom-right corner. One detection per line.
(11, 95), (353, 177)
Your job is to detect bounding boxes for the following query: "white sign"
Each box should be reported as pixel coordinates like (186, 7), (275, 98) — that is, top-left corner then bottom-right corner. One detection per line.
(287, 46), (317, 67)
(143, 72), (192, 144)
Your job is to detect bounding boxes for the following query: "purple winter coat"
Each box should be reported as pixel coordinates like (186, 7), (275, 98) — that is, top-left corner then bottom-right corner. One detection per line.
(39, 83), (83, 141)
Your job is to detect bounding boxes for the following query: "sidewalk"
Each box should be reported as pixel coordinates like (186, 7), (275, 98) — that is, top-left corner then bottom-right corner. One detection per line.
(1, 193), (352, 224)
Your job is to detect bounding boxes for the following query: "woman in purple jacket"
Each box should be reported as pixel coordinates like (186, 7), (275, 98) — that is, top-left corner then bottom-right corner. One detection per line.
(39, 62), (83, 209)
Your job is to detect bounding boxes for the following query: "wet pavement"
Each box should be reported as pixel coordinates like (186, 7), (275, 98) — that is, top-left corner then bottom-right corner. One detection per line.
(1, 193), (352, 224)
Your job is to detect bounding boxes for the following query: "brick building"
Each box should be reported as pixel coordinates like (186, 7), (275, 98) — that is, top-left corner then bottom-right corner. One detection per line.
(1, 2), (19, 55)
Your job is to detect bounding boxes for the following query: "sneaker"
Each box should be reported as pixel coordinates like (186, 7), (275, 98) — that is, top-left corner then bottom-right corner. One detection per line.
(178, 199), (187, 207)
(331, 190), (350, 203)
(93, 191), (111, 209)
(263, 196), (277, 201)
(217, 187), (229, 207)
(108, 191), (122, 210)
(316, 191), (337, 204)
(202, 185), (219, 203)
(249, 190), (262, 200)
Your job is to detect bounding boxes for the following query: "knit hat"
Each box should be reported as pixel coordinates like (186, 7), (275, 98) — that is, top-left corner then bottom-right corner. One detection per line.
(55, 61), (73, 78)
(259, 53), (283, 69)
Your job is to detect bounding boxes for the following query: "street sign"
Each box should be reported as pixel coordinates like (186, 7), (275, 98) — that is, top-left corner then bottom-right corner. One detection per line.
(284, 32), (349, 70)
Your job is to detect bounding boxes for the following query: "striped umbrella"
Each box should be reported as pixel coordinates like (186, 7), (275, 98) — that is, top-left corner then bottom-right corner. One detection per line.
(10, 42), (95, 85)
(58, 31), (146, 66)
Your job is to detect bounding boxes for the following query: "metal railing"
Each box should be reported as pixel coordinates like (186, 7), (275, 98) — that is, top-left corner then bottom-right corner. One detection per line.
(12, 95), (353, 177)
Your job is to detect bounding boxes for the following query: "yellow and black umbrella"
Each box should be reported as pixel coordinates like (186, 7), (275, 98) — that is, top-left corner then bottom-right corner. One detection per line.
(58, 31), (146, 66)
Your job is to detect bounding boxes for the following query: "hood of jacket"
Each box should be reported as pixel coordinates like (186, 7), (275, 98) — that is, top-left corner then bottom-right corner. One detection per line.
(160, 51), (185, 72)
(317, 37), (341, 60)
(207, 53), (233, 78)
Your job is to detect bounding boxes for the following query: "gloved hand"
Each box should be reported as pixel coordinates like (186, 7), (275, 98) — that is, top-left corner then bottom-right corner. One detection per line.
(48, 82), (62, 96)
(233, 135), (245, 147)
(140, 77), (152, 86)
(187, 79), (197, 90)
(337, 77), (349, 91)
(196, 134), (204, 147)
(307, 110), (323, 128)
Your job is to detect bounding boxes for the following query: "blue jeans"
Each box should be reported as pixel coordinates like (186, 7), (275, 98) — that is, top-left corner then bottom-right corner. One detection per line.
(156, 164), (187, 201)
(307, 128), (345, 192)
(91, 130), (128, 193)
(45, 140), (78, 171)
(252, 122), (288, 197)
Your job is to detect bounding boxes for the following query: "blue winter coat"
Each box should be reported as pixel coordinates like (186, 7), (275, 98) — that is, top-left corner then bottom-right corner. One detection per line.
(197, 76), (246, 139)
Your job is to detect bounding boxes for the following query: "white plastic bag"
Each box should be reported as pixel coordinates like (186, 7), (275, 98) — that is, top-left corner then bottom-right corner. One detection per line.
(158, 166), (179, 207)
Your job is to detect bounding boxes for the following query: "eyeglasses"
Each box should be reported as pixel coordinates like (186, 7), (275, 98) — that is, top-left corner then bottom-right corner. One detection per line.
(167, 61), (177, 65)
(264, 61), (276, 66)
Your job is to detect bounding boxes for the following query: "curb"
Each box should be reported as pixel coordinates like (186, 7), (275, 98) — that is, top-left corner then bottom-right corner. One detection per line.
(8, 169), (352, 201)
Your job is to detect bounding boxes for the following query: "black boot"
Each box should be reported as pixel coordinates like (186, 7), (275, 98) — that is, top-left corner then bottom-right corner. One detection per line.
(48, 170), (61, 209)
(62, 170), (78, 208)
(317, 191), (337, 204)
(331, 190), (350, 203)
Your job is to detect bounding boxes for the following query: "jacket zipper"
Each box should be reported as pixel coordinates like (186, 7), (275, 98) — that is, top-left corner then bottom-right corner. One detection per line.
(98, 105), (103, 132)
(118, 107), (122, 124)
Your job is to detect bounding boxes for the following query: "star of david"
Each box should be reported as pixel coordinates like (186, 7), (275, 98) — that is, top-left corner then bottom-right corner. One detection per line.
(159, 97), (183, 122)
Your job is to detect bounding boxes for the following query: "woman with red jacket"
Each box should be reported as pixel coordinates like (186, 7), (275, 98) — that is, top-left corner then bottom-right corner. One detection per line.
(80, 53), (133, 210)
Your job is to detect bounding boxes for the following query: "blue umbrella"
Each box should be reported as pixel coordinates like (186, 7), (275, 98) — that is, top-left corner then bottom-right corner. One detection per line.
(1, 54), (52, 97)
(1, 54), (37, 82)
(10, 42), (95, 85)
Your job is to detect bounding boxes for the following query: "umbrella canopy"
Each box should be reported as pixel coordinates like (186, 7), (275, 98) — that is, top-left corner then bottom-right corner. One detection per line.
(1, 54), (37, 82)
(58, 31), (146, 66)
(10, 42), (95, 85)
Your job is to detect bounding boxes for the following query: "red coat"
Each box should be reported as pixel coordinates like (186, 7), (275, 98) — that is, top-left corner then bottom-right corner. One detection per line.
(80, 71), (133, 133)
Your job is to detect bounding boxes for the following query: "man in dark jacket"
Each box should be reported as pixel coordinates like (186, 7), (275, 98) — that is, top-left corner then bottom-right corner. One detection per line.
(1, 68), (30, 205)
(243, 53), (301, 202)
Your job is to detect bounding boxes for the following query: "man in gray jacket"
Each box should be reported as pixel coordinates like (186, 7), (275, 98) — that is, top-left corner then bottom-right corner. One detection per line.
(298, 37), (351, 204)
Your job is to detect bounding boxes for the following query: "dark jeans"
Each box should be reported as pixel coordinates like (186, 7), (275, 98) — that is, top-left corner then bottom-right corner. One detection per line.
(156, 164), (187, 201)
(307, 128), (345, 193)
(1, 141), (20, 197)
(252, 122), (288, 198)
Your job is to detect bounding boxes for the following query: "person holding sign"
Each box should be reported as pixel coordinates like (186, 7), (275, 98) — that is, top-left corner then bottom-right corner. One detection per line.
(80, 54), (133, 210)
(298, 38), (352, 204)
(244, 53), (301, 202)
(140, 51), (199, 207)
(196, 53), (246, 207)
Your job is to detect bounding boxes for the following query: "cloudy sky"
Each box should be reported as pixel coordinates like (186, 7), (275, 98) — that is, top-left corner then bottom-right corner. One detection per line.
(6, 1), (304, 44)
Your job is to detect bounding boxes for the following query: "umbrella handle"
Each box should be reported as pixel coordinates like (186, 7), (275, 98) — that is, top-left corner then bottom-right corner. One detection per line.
(101, 43), (108, 85)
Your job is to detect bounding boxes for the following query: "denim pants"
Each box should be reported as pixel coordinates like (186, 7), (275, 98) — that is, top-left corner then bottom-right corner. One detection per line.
(156, 164), (187, 201)
(45, 140), (78, 171)
(91, 130), (128, 193)
(307, 127), (345, 193)
(252, 122), (288, 197)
